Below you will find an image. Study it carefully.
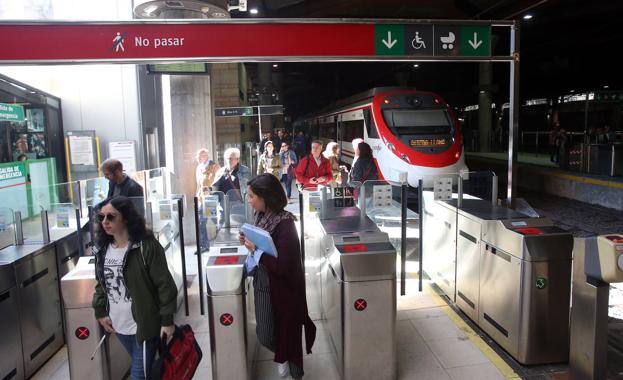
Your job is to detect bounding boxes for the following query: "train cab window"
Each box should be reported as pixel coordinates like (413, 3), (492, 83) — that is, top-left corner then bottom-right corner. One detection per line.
(382, 109), (452, 136)
(363, 109), (378, 138)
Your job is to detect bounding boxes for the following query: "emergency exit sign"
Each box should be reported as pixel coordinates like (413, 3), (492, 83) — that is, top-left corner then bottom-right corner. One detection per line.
(0, 102), (25, 122)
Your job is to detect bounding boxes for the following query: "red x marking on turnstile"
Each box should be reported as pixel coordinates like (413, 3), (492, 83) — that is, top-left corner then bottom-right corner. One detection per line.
(75, 327), (90, 340)
(354, 299), (367, 311)
(220, 313), (234, 326)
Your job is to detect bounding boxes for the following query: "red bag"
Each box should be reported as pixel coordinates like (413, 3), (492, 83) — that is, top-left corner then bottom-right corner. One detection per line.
(152, 324), (203, 380)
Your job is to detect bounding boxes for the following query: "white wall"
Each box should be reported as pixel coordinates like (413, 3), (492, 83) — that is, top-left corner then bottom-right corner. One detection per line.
(0, 0), (144, 168)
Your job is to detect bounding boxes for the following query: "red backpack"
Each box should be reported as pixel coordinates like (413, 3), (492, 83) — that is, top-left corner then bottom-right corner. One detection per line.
(152, 324), (202, 380)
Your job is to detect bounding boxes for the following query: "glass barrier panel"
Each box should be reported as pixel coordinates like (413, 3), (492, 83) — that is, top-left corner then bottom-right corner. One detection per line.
(226, 189), (248, 227)
(83, 176), (110, 208)
(421, 173), (461, 300)
(47, 202), (80, 241)
(195, 191), (225, 251)
(459, 171), (498, 205)
(144, 168), (168, 202)
(0, 207), (15, 249)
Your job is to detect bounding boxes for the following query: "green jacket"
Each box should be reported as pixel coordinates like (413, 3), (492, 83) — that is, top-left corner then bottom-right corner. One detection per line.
(92, 235), (178, 342)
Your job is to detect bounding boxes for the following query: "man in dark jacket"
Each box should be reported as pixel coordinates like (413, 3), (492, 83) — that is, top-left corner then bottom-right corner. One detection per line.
(102, 159), (144, 198)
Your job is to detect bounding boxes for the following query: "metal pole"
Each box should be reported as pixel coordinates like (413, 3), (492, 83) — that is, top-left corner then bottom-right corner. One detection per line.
(418, 179), (423, 292)
(15, 211), (24, 245)
(177, 198), (189, 316)
(506, 21), (520, 208)
(88, 206), (95, 245)
(76, 208), (85, 256)
(457, 177), (463, 209)
(194, 197), (205, 315)
(491, 174), (498, 206)
(41, 210), (50, 244)
(298, 187), (305, 264)
(400, 183), (407, 296)
(257, 106), (263, 142)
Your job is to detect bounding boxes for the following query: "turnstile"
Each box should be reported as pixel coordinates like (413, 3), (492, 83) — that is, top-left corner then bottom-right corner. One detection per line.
(570, 234), (623, 379)
(0, 244), (64, 378)
(423, 198), (573, 365)
(205, 246), (256, 380)
(320, 208), (397, 380)
(61, 256), (130, 380)
(0, 261), (24, 380)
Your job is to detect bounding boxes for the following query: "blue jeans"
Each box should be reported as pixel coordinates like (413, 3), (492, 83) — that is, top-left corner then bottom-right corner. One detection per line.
(116, 333), (157, 380)
(281, 172), (293, 198)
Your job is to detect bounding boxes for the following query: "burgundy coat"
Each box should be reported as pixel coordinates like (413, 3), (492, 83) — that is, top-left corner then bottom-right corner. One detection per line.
(259, 218), (316, 368)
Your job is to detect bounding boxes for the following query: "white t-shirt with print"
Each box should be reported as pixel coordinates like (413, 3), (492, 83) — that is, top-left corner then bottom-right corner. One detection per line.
(104, 244), (137, 335)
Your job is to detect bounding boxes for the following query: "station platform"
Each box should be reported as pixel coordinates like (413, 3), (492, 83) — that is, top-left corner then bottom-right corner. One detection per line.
(466, 151), (623, 211)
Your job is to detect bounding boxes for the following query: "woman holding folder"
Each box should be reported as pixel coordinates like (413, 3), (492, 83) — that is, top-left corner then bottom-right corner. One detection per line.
(240, 174), (316, 379)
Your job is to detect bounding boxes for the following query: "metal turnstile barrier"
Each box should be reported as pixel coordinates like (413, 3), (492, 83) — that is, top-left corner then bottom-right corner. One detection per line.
(205, 246), (257, 380)
(319, 207), (397, 380)
(0, 261), (23, 380)
(61, 256), (130, 380)
(423, 197), (573, 365)
(570, 234), (623, 380)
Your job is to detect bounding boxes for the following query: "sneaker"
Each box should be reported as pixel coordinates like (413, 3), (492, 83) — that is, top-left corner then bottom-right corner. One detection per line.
(278, 362), (289, 378)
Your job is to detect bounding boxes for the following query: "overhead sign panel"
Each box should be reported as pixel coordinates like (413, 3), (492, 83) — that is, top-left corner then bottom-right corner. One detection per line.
(214, 105), (283, 117)
(0, 21), (498, 63)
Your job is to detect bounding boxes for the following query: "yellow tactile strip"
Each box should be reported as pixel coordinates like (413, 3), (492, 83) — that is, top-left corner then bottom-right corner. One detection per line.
(423, 286), (522, 379)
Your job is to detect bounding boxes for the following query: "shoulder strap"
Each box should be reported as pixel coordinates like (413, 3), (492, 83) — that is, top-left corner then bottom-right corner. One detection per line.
(362, 161), (374, 182)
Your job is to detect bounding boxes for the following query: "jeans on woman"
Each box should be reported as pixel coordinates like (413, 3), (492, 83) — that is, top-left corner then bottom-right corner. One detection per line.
(281, 172), (293, 198)
(116, 334), (157, 380)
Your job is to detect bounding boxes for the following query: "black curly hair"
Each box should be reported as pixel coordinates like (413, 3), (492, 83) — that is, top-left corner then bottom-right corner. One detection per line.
(93, 196), (152, 247)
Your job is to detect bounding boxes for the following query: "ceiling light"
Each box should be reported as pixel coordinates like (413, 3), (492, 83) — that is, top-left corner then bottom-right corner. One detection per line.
(413, 64), (419, 68)
(249, 8), (258, 14)
(604, 85), (609, 89)
(523, 14), (533, 20)
(273, 64), (278, 68)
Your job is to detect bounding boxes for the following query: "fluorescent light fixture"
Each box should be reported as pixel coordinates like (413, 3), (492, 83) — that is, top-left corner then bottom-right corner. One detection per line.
(604, 85), (610, 89)
(272, 64), (278, 68)
(523, 14), (533, 20)
(249, 8), (258, 14)
(413, 64), (419, 68)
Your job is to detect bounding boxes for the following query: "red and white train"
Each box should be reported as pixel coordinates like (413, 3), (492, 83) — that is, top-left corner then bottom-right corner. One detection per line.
(293, 87), (467, 187)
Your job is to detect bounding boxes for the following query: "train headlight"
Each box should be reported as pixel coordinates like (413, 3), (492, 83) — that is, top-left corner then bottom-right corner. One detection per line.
(455, 152), (460, 159)
(401, 153), (411, 163)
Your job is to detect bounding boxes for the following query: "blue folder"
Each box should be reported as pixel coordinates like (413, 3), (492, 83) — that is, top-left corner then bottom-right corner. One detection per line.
(240, 223), (278, 257)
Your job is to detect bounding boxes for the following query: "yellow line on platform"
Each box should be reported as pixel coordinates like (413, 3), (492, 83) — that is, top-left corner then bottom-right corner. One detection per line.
(424, 286), (521, 379)
(546, 170), (623, 190)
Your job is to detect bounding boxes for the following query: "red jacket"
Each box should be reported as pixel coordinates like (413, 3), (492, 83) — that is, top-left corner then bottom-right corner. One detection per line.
(294, 154), (332, 189)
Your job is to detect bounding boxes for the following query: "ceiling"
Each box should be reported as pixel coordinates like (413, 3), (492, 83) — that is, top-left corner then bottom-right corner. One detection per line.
(231, 0), (623, 118)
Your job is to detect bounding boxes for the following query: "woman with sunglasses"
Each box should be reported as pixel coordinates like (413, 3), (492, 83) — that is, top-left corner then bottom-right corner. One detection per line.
(239, 174), (316, 379)
(92, 196), (177, 380)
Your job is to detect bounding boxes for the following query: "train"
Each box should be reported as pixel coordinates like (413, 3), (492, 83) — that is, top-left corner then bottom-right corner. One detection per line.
(293, 87), (467, 187)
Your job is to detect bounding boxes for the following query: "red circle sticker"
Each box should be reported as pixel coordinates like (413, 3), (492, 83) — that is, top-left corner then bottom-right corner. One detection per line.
(75, 327), (90, 340)
(354, 298), (367, 311)
(220, 313), (234, 326)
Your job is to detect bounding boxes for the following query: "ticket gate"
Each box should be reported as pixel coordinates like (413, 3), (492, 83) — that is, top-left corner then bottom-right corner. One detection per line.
(319, 208), (397, 380)
(570, 234), (623, 380)
(0, 261), (23, 380)
(205, 246), (256, 380)
(423, 198), (573, 365)
(61, 256), (130, 380)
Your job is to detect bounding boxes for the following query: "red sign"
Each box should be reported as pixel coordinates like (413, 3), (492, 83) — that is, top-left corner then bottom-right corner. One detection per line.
(214, 255), (241, 265)
(343, 244), (368, 253)
(515, 227), (543, 235)
(0, 21), (374, 63)
(606, 235), (623, 243)
(220, 313), (234, 326)
(354, 298), (367, 311)
(75, 327), (90, 340)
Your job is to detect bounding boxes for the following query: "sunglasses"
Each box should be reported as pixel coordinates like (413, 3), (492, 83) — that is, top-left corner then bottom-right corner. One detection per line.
(96, 213), (117, 222)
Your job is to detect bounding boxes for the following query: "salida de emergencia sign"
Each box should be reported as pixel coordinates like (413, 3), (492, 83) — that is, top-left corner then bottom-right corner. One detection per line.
(0, 102), (25, 122)
(0, 164), (25, 181)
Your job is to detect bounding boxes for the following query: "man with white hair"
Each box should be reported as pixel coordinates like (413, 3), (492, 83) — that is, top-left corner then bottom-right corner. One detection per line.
(212, 147), (251, 195)
(351, 137), (364, 168)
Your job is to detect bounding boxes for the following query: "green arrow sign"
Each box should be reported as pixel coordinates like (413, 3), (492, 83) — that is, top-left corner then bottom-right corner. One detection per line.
(0, 102), (25, 122)
(535, 277), (547, 290)
(460, 26), (491, 56)
(375, 25), (405, 56)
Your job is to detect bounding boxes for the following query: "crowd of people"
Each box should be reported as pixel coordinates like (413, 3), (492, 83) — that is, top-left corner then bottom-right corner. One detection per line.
(93, 130), (380, 380)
